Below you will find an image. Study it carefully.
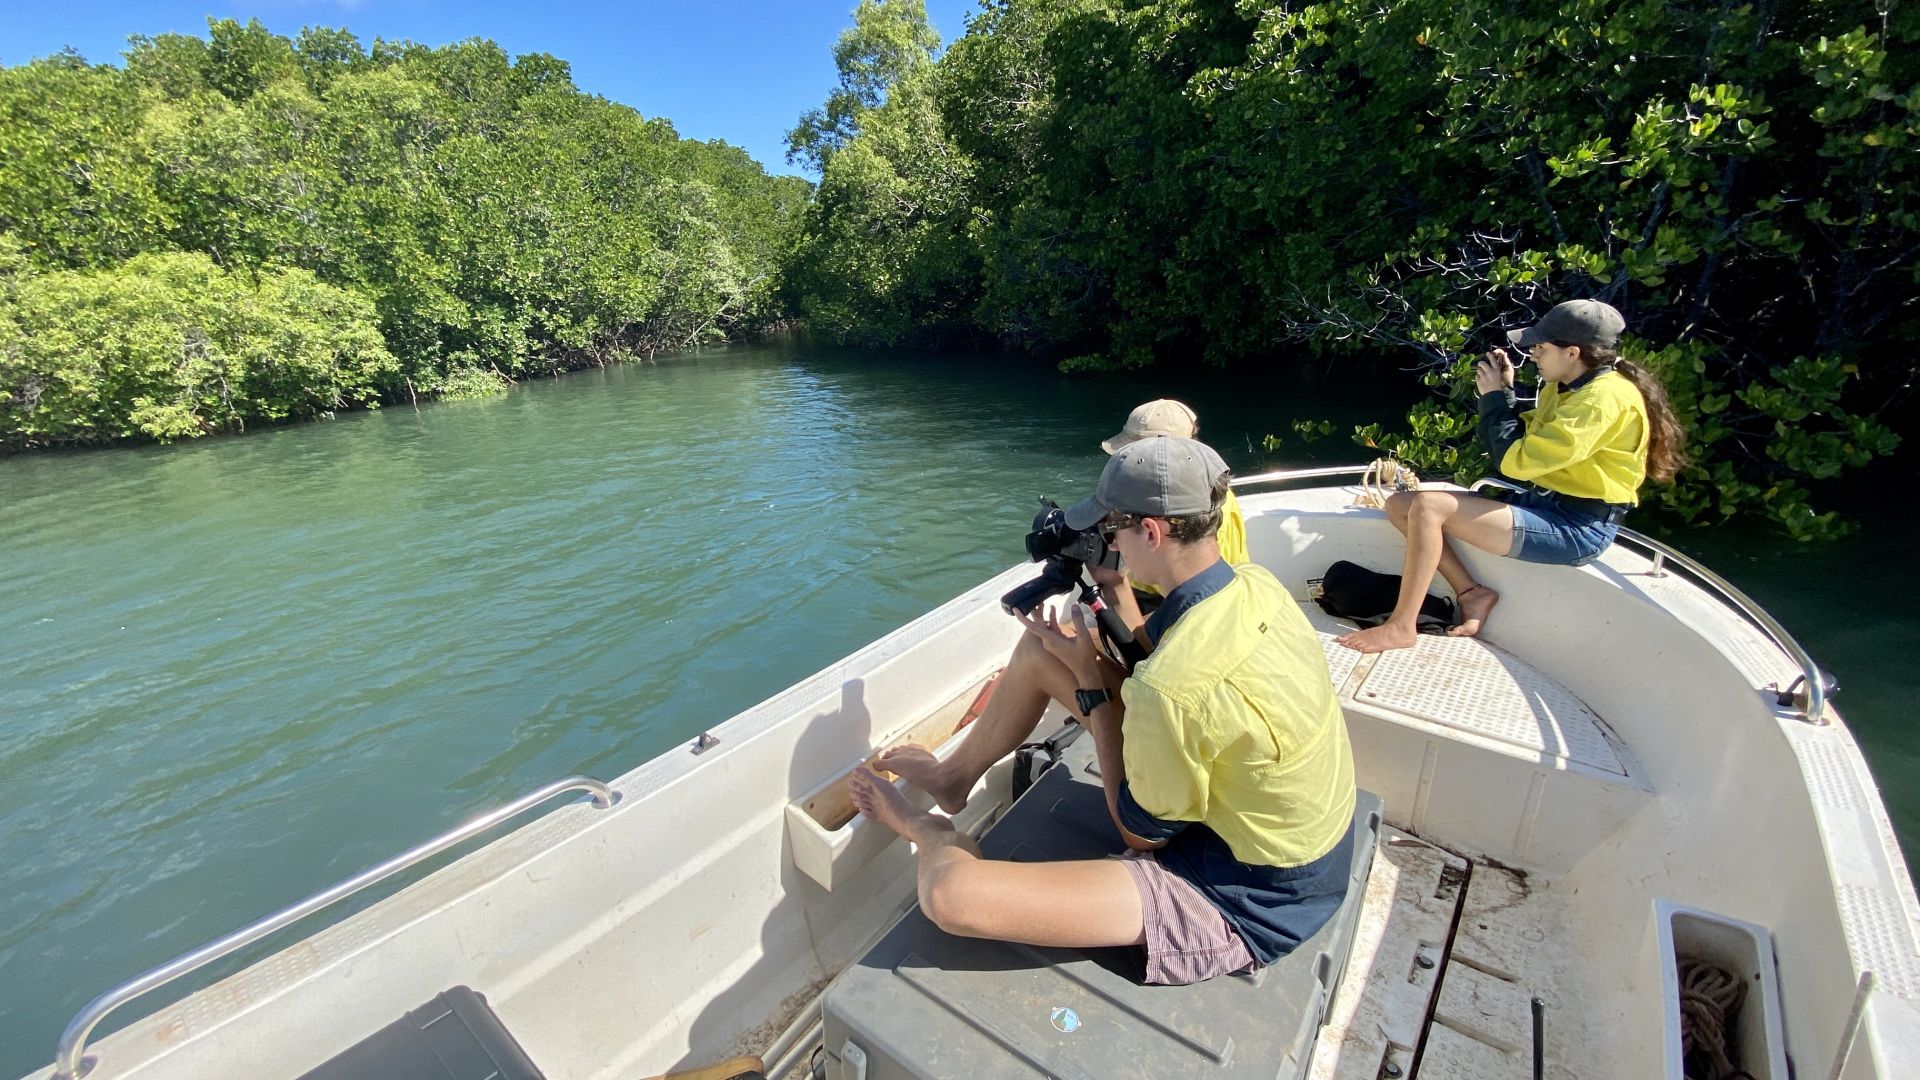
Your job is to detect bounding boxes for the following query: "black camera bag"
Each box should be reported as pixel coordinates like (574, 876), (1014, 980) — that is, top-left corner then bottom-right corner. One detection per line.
(1312, 560), (1457, 633)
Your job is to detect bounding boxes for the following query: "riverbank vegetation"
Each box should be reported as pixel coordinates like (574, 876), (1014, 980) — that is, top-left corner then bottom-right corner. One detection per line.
(0, 20), (807, 447)
(787, 0), (1916, 538)
(5, 6), (1913, 538)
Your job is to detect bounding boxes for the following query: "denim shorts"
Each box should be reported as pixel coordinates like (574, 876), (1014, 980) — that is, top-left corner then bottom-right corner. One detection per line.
(1504, 488), (1621, 566)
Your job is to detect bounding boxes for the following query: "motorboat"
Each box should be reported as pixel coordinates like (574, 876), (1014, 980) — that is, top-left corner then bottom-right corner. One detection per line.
(27, 467), (1919, 1080)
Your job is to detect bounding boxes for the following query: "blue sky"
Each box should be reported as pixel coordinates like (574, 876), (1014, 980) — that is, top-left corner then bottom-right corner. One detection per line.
(0, 1), (981, 177)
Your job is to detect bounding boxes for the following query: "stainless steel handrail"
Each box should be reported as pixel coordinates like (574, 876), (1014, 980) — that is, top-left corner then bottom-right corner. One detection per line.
(52, 775), (618, 1079)
(1469, 477), (1833, 724)
(1612, 525), (1834, 724)
(1230, 464), (1376, 489)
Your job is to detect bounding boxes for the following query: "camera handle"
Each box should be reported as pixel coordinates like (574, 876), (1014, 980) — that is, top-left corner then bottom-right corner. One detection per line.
(1078, 578), (1148, 669)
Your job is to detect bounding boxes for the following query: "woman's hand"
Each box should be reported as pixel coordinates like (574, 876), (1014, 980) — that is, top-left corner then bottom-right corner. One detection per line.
(1475, 348), (1517, 395)
(1018, 602), (1103, 686)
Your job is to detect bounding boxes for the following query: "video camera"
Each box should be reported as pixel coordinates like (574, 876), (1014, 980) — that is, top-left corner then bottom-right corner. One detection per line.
(1000, 499), (1146, 669)
(1000, 499), (1119, 616)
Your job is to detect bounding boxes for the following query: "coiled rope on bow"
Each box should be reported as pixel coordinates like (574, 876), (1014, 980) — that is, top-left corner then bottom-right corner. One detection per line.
(1678, 958), (1754, 1080)
(1354, 456), (1419, 509)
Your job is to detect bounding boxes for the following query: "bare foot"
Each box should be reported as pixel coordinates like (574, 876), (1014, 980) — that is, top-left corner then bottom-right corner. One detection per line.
(873, 744), (970, 814)
(1447, 584), (1499, 638)
(848, 766), (936, 842)
(1336, 620), (1420, 654)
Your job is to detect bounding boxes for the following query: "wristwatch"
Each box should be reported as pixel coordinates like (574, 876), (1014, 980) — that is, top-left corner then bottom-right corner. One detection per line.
(1074, 687), (1111, 716)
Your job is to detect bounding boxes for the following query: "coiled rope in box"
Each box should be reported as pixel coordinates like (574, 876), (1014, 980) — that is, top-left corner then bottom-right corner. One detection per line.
(1678, 958), (1754, 1080)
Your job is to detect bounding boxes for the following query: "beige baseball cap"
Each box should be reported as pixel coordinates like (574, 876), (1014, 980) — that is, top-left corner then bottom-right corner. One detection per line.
(1101, 399), (1199, 454)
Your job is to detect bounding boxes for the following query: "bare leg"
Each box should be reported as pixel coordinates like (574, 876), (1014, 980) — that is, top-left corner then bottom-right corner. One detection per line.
(849, 768), (1145, 947)
(1338, 491), (1515, 653)
(875, 631), (1078, 813)
(1385, 490), (1486, 603)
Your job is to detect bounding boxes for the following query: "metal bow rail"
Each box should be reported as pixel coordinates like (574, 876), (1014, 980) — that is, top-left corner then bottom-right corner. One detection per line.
(51, 775), (618, 1079)
(1229, 464), (1377, 490)
(1466, 476), (1833, 724)
(1605, 526), (1835, 724)
(1233, 465), (1833, 725)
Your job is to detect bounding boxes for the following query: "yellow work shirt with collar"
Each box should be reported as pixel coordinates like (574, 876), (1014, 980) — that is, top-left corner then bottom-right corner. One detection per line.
(1132, 489), (1248, 599)
(1120, 563), (1355, 868)
(1500, 370), (1649, 505)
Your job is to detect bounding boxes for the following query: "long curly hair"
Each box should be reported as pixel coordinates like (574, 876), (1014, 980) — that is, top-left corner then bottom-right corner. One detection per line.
(1585, 346), (1688, 484)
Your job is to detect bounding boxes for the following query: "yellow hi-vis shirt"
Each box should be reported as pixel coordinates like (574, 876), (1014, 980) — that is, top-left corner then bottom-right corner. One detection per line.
(1500, 370), (1650, 505)
(1120, 563), (1355, 868)
(1133, 489), (1248, 598)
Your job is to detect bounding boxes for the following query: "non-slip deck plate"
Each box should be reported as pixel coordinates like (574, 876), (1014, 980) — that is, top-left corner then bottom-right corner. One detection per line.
(1315, 618), (1366, 691)
(1303, 605), (1628, 777)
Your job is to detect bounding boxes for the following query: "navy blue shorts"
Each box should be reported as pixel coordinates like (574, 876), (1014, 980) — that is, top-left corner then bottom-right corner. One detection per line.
(1504, 489), (1621, 566)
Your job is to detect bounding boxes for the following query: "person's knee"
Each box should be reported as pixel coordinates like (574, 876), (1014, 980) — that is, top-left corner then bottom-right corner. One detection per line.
(1012, 631), (1049, 665)
(1408, 490), (1456, 525)
(919, 865), (985, 937)
(1010, 628), (1069, 682)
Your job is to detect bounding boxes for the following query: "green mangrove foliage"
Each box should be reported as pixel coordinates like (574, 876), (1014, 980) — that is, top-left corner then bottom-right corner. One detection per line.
(0, 248), (394, 442)
(0, 20), (809, 447)
(790, 0), (1917, 537)
(785, 0), (979, 346)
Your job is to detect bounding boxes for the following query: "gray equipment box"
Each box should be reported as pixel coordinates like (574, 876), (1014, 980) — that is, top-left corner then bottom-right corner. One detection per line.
(823, 737), (1382, 1080)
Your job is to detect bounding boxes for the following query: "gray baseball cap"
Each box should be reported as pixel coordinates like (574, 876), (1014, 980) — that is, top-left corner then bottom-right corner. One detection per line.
(1065, 436), (1230, 530)
(1507, 299), (1626, 350)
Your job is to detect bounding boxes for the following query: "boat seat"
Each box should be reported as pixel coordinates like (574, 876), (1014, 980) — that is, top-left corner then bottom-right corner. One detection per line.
(1302, 601), (1649, 865)
(822, 733), (1383, 1080)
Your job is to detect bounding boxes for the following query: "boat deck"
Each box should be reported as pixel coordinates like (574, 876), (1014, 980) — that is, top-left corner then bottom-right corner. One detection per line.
(1312, 826), (1595, 1079)
(1300, 602), (1607, 1078)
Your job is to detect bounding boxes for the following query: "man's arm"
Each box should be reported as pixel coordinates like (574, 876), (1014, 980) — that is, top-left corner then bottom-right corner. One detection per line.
(1074, 665), (1167, 852)
(1015, 604), (1168, 850)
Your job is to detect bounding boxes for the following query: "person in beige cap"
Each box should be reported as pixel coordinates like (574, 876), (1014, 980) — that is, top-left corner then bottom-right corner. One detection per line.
(854, 437), (1355, 985)
(1097, 400), (1248, 610)
(1100, 399), (1201, 453)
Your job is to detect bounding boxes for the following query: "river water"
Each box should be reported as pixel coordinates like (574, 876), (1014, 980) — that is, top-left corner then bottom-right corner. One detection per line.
(2, 337), (1914, 1073)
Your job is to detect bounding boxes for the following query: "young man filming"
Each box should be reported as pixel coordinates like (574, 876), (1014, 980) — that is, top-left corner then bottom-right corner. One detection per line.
(853, 437), (1356, 984)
